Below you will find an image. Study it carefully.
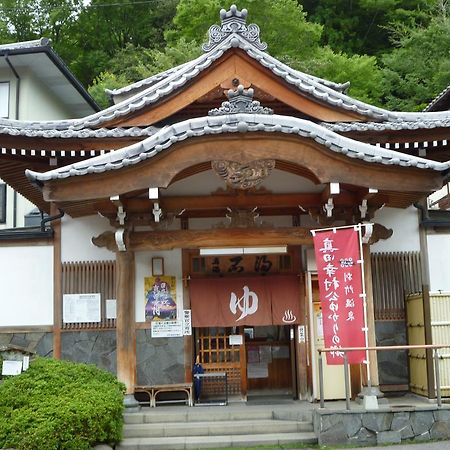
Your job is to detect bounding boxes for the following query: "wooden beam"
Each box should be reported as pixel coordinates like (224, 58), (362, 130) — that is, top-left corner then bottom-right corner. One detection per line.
(42, 134), (445, 203)
(116, 251), (136, 394)
(93, 227), (313, 252)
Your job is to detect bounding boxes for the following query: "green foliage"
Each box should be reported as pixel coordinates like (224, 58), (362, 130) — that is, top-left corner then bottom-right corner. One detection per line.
(68, 0), (178, 85)
(87, 39), (202, 106)
(381, 13), (450, 111)
(0, 357), (125, 450)
(302, 0), (434, 56)
(292, 47), (384, 106)
(167, 0), (323, 60)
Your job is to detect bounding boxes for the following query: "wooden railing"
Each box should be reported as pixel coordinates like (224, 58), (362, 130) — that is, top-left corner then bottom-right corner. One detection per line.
(371, 252), (422, 321)
(61, 260), (116, 330)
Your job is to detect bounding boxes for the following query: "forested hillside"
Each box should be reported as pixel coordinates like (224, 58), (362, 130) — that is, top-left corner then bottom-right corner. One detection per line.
(0, 0), (448, 111)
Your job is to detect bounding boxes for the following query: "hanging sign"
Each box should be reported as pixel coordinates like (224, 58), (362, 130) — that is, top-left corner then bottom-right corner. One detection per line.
(189, 275), (300, 327)
(312, 227), (366, 365)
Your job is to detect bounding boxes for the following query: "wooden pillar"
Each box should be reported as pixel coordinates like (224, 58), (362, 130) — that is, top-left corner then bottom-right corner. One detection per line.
(116, 250), (136, 394)
(417, 204), (435, 398)
(363, 244), (379, 387)
(51, 203), (62, 359)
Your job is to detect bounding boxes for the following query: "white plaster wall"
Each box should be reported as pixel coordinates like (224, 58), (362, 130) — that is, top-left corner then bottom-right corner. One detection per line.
(371, 206), (420, 253)
(61, 214), (115, 262)
(0, 245), (53, 326)
(20, 70), (72, 120)
(427, 233), (450, 292)
(135, 249), (183, 322)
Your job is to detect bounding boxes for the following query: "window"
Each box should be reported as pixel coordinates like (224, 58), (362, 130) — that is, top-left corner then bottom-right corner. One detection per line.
(0, 183), (6, 223)
(0, 82), (9, 118)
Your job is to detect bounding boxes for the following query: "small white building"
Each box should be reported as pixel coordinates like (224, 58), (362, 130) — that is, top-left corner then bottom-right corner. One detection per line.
(0, 38), (98, 229)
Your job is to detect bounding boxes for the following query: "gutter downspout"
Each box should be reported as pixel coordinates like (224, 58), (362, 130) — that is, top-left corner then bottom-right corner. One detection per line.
(5, 53), (20, 228)
(40, 208), (64, 232)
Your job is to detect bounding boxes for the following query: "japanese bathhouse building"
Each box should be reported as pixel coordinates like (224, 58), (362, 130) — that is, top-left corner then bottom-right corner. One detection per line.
(1, 5), (450, 404)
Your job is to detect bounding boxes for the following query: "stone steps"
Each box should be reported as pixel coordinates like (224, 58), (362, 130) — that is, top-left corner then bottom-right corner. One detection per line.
(116, 431), (318, 449)
(118, 405), (317, 449)
(123, 419), (313, 438)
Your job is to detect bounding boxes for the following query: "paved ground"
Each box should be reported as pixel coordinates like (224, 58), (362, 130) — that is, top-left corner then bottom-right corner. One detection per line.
(348, 442), (450, 450)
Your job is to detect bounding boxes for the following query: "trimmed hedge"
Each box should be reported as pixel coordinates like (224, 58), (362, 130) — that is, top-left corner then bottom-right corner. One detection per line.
(0, 358), (125, 450)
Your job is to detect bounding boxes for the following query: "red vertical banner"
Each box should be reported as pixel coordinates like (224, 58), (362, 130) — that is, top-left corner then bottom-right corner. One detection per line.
(312, 227), (366, 365)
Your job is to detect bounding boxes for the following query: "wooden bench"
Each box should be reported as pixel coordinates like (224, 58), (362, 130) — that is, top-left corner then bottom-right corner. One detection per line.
(135, 383), (193, 407)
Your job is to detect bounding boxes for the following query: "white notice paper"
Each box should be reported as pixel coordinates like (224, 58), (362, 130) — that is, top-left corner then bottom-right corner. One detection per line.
(2, 360), (22, 376)
(63, 293), (101, 323)
(229, 334), (243, 345)
(183, 309), (192, 336)
(151, 320), (183, 338)
(22, 355), (30, 371)
(106, 299), (117, 319)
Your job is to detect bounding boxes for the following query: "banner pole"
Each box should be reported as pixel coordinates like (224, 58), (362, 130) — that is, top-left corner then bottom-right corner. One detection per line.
(357, 224), (371, 387)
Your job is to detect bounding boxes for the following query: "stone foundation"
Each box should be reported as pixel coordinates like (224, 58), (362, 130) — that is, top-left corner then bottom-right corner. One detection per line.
(61, 331), (116, 374)
(315, 407), (450, 446)
(0, 332), (53, 356)
(136, 329), (184, 385)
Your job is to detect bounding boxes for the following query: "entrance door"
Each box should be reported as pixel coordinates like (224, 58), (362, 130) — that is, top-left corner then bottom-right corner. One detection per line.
(245, 325), (293, 396)
(195, 327), (246, 398)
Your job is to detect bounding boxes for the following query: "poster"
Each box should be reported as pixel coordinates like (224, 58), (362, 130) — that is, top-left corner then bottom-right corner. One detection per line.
(312, 227), (366, 365)
(63, 293), (101, 323)
(144, 276), (177, 321)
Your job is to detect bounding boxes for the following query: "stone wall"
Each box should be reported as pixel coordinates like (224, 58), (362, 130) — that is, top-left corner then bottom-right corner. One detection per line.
(376, 320), (408, 386)
(61, 331), (116, 374)
(315, 407), (450, 446)
(0, 332), (53, 356)
(136, 330), (185, 385)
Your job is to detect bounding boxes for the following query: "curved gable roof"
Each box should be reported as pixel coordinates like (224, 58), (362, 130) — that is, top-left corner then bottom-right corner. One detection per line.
(26, 112), (449, 185)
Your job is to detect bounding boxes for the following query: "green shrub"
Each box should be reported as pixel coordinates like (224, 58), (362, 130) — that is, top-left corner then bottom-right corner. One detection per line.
(0, 357), (125, 450)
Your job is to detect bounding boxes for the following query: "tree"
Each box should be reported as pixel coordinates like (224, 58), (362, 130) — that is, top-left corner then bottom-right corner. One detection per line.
(381, 11), (450, 111)
(167, 0), (323, 61)
(69, 0), (178, 86)
(0, 0), (82, 52)
(301, 0), (434, 57)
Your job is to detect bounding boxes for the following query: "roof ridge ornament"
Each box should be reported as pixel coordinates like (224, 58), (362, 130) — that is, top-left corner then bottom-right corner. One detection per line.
(202, 4), (267, 52)
(208, 84), (273, 116)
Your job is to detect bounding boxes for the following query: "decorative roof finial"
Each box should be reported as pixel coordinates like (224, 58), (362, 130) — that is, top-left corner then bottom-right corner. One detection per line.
(208, 84), (273, 116)
(202, 4), (267, 52)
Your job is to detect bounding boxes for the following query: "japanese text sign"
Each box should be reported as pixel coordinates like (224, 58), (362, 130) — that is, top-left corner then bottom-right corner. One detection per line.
(312, 227), (366, 365)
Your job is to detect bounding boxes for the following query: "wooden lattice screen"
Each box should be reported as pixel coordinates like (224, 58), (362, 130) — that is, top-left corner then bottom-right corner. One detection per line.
(62, 260), (116, 329)
(371, 252), (422, 321)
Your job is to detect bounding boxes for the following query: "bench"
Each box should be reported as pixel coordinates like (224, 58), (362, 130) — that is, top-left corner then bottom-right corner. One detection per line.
(135, 383), (193, 407)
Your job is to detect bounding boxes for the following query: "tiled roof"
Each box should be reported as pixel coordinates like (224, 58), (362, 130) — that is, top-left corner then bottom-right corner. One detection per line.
(323, 117), (450, 133)
(26, 113), (449, 184)
(0, 124), (158, 138)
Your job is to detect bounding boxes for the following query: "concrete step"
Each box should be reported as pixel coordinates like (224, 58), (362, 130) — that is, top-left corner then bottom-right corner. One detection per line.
(123, 419), (314, 438)
(116, 431), (318, 449)
(124, 409), (274, 424)
(124, 407), (313, 425)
